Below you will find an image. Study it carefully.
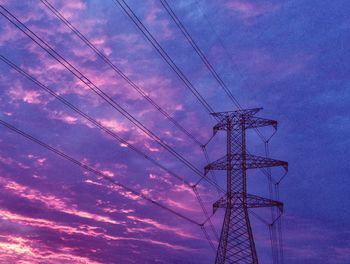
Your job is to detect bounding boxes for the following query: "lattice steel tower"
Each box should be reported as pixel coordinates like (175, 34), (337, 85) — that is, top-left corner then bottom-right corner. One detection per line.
(205, 108), (288, 264)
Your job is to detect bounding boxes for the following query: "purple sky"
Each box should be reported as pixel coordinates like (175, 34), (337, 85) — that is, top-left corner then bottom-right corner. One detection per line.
(0, 0), (349, 263)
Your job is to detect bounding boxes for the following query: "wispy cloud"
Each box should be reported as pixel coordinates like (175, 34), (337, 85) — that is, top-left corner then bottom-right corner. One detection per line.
(0, 177), (124, 225)
(225, 0), (280, 19)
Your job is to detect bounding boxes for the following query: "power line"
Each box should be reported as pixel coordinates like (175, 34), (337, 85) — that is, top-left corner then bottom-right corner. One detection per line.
(39, 0), (203, 147)
(159, 0), (267, 143)
(0, 118), (200, 226)
(191, 0), (290, 156)
(111, 4), (288, 252)
(0, 54), (190, 187)
(159, 0), (242, 109)
(113, 1), (283, 191)
(0, 5), (222, 192)
(157, 5), (289, 259)
(200, 225), (216, 252)
(37, 2), (224, 240)
(113, 0), (217, 117)
(0, 4), (221, 249)
(193, 185), (219, 240)
(162, 0), (281, 187)
(111, 0), (225, 196)
(112, 4), (289, 259)
(111, 0), (273, 189)
(0, 53), (218, 250)
(39, 0), (223, 193)
(43, 0), (224, 237)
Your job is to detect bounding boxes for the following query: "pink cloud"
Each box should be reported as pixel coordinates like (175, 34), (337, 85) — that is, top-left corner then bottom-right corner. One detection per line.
(144, 142), (160, 152)
(149, 173), (173, 185)
(0, 208), (193, 257)
(0, 238), (103, 264)
(39, 109), (80, 126)
(27, 154), (47, 166)
(0, 24), (24, 45)
(0, 155), (31, 169)
(101, 169), (114, 177)
(225, 0), (280, 19)
(102, 234), (194, 252)
(97, 118), (130, 133)
(0, 209), (104, 239)
(127, 215), (197, 239)
(164, 196), (200, 213)
(0, 177), (124, 225)
(84, 176), (200, 220)
(144, 1), (174, 40)
(7, 81), (43, 104)
(52, 0), (87, 20)
(114, 187), (142, 201)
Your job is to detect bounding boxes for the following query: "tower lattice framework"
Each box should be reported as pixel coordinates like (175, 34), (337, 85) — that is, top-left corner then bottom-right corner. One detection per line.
(205, 108), (288, 264)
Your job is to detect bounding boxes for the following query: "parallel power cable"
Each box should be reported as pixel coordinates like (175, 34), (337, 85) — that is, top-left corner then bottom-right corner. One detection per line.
(39, 0), (223, 196)
(39, 0), (202, 147)
(190, 0), (290, 186)
(112, 0), (275, 189)
(0, 5), (222, 192)
(0, 118), (200, 226)
(159, 0), (289, 222)
(265, 142), (280, 264)
(111, 4), (287, 252)
(275, 183), (284, 264)
(113, 0), (217, 117)
(112, 0), (227, 196)
(0, 54), (218, 248)
(0, 54), (191, 187)
(0, 4), (221, 247)
(158, 3), (288, 260)
(158, 7), (286, 219)
(159, 0), (266, 143)
(159, 0), (242, 109)
(56, 0), (221, 203)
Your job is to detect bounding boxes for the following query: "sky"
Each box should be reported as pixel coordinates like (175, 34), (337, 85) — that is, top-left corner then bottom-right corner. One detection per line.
(0, 0), (349, 263)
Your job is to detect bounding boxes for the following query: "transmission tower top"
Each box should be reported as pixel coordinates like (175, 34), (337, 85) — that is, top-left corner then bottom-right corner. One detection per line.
(211, 108), (278, 137)
(211, 107), (263, 117)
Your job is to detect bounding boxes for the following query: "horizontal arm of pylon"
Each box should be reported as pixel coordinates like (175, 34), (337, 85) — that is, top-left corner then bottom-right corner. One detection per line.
(244, 116), (277, 130)
(211, 108), (264, 135)
(204, 155), (227, 174)
(213, 193), (283, 214)
(205, 154), (288, 174)
(245, 193), (283, 212)
(244, 154), (288, 171)
(213, 119), (226, 134)
(211, 108), (262, 119)
(211, 108), (277, 135)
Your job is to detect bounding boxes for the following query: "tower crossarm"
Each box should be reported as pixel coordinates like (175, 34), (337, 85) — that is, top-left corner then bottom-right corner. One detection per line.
(244, 154), (288, 171)
(213, 195), (227, 213)
(204, 155), (228, 175)
(213, 119), (227, 134)
(211, 108), (263, 135)
(244, 193), (283, 212)
(213, 116), (277, 134)
(213, 193), (283, 214)
(244, 117), (277, 130)
(205, 154), (288, 175)
(211, 108), (262, 119)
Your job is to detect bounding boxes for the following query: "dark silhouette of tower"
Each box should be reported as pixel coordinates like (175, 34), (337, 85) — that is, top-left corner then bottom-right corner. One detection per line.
(205, 108), (288, 264)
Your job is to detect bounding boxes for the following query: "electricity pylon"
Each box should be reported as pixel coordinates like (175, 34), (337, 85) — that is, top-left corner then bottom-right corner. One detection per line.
(205, 108), (288, 264)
